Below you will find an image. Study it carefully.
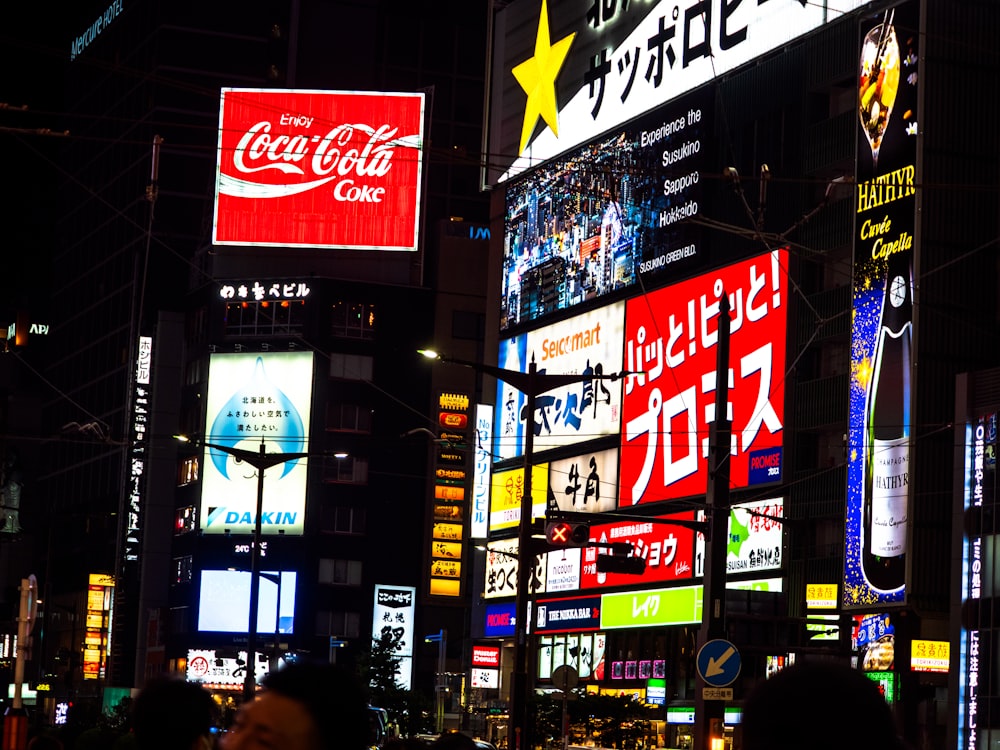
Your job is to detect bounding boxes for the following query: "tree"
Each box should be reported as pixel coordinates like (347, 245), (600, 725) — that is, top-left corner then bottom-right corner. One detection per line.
(357, 628), (432, 736)
(359, 628), (404, 704)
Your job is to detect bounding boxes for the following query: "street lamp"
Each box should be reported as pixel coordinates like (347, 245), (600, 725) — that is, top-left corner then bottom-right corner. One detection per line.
(425, 629), (448, 734)
(420, 349), (631, 750)
(203, 440), (310, 702)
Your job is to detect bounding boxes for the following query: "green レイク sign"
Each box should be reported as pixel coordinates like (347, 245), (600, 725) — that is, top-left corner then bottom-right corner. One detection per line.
(600, 585), (702, 629)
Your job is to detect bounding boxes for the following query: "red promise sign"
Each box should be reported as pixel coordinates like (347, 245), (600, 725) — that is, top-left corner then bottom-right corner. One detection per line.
(213, 88), (425, 250)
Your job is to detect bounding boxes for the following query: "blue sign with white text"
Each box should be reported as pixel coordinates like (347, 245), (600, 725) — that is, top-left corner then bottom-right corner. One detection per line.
(535, 596), (602, 633)
(747, 446), (782, 486)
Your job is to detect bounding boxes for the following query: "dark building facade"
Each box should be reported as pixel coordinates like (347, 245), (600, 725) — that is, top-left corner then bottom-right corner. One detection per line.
(0, 0), (491, 722)
(469, 1), (1000, 749)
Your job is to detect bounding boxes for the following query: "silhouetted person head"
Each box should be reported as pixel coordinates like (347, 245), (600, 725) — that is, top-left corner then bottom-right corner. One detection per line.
(432, 734), (478, 750)
(221, 661), (369, 750)
(27, 736), (64, 750)
(132, 677), (217, 750)
(742, 660), (904, 750)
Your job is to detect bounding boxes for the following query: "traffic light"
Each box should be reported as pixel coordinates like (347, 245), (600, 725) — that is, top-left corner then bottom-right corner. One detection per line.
(545, 521), (591, 547)
(596, 553), (646, 575)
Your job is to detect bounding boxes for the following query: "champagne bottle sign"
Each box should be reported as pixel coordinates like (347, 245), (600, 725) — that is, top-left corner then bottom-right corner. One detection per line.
(861, 251), (912, 592)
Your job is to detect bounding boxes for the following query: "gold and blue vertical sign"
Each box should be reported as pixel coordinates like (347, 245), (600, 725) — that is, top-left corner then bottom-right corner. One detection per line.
(843, 0), (919, 609)
(429, 391), (472, 597)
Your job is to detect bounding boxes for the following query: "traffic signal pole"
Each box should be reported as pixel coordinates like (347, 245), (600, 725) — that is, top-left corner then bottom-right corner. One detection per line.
(694, 293), (732, 750)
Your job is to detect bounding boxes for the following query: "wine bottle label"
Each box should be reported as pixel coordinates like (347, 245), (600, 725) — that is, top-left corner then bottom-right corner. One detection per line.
(870, 437), (908, 556)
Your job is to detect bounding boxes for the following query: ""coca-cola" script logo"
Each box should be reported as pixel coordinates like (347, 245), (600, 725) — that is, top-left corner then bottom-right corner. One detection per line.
(222, 121), (416, 203)
(213, 89), (424, 250)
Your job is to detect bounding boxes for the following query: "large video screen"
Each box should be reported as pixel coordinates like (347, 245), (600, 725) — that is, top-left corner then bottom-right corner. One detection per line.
(501, 88), (711, 331)
(197, 569), (297, 634)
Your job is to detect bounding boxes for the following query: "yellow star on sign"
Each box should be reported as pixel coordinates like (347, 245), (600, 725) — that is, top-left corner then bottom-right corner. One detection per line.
(512, 0), (575, 155)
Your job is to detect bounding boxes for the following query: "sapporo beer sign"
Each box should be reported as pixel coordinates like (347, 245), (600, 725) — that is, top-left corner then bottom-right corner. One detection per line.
(213, 88), (425, 251)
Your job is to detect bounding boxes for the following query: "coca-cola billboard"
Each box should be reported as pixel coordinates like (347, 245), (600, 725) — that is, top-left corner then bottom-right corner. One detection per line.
(213, 88), (425, 250)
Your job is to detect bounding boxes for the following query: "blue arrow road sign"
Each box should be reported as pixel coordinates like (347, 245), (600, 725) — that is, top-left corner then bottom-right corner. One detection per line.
(697, 639), (741, 687)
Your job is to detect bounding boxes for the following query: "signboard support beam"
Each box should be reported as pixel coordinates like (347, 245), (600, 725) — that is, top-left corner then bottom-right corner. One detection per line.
(694, 293), (732, 750)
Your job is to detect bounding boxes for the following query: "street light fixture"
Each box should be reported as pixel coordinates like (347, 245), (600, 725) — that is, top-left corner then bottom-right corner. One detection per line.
(424, 629), (448, 733)
(420, 349), (633, 750)
(202, 440), (310, 702)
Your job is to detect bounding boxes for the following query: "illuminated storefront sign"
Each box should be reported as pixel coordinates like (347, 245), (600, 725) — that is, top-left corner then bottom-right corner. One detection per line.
(865, 671), (896, 704)
(489, 464), (548, 532)
(485, 602), (518, 637)
(546, 547), (581, 593)
(213, 88), (425, 250)
(429, 391), (473, 599)
(853, 613), (895, 673)
(471, 404), (493, 539)
(372, 585), (416, 690)
(83, 574), (114, 680)
(485, 537), (545, 600)
(806, 583), (839, 609)
(694, 498), (783, 577)
(187, 648), (269, 689)
(471, 669), (499, 689)
(600, 585), (702, 629)
(548, 449), (619, 515)
(959, 412), (994, 749)
(472, 645), (501, 668)
(535, 596), (601, 633)
(70, 0), (124, 61)
(200, 352), (314, 535)
(538, 632), (606, 680)
(124, 335), (152, 567)
(496, 303), (625, 459)
(843, 1), (919, 608)
(219, 281), (312, 301)
(621, 249), (788, 505)
(911, 639), (949, 673)
(582, 513), (696, 589)
(486, 0), (868, 185)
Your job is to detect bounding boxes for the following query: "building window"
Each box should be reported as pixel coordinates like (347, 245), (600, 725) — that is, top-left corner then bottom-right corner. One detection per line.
(322, 456), (368, 484)
(178, 457), (198, 485)
(224, 299), (306, 337)
(329, 353), (373, 381)
(316, 610), (361, 638)
(319, 506), (366, 535)
(173, 556), (193, 584)
(175, 507), (196, 534)
(318, 558), (362, 586)
(331, 301), (376, 340)
(326, 403), (373, 433)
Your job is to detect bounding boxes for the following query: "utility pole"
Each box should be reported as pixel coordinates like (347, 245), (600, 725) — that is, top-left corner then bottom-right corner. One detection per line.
(420, 350), (632, 750)
(694, 293), (732, 750)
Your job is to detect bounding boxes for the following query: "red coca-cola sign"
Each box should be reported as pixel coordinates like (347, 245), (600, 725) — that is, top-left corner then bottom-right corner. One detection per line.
(213, 88), (425, 250)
